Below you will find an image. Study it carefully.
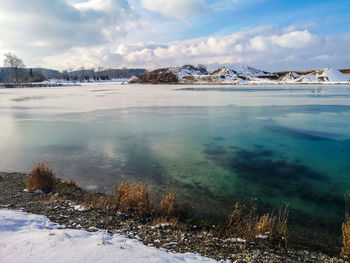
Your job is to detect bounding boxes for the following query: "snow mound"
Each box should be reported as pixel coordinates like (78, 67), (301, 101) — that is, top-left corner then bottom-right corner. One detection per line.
(295, 74), (318, 83)
(0, 209), (217, 263)
(293, 68), (350, 83)
(321, 68), (350, 82)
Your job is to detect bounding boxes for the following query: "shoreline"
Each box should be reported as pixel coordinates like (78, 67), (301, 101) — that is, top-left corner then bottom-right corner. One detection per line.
(1, 82), (349, 89)
(0, 172), (345, 262)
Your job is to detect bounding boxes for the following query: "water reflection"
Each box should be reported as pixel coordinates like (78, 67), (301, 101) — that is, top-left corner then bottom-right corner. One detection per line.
(1, 85), (350, 251)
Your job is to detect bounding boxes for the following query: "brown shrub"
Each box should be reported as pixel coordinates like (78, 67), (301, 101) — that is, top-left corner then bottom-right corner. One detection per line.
(256, 207), (289, 247)
(115, 181), (154, 217)
(158, 192), (178, 218)
(341, 215), (350, 257)
(26, 163), (56, 193)
(226, 202), (288, 247)
(341, 192), (350, 257)
(226, 202), (258, 240)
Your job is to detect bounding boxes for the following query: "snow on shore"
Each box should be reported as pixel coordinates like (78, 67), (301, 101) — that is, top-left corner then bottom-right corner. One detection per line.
(0, 209), (217, 263)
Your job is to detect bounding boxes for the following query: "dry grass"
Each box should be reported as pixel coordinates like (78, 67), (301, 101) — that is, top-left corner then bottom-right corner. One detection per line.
(48, 193), (63, 202)
(341, 215), (350, 257)
(83, 195), (118, 211)
(26, 163), (56, 193)
(341, 192), (350, 257)
(256, 207), (289, 247)
(115, 181), (154, 217)
(226, 202), (258, 240)
(62, 179), (78, 187)
(226, 202), (288, 247)
(158, 192), (178, 218)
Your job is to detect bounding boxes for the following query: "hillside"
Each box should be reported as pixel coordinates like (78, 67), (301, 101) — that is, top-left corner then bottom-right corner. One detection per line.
(130, 65), (350, 85)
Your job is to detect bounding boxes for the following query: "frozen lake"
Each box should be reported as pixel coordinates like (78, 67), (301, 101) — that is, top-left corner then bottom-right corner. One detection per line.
(1, 83), (350, 249)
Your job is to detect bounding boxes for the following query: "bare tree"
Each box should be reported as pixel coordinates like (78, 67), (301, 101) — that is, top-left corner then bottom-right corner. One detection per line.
(3, 53), (26, 83)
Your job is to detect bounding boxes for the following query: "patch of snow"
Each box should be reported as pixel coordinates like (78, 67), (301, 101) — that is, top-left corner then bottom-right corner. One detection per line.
(33, 189), (43, 194)
(256, 234), (268, 239)
(73, 205), (89, 212)
(127, 75), (141, 84)
(151, 223), (170, 229)
(295, 74), (318, 83)
(223, 238), (246, 243)
(163, 242), (179, 246)
(0, 209), (216, 263)
(88, 226), (98, 232)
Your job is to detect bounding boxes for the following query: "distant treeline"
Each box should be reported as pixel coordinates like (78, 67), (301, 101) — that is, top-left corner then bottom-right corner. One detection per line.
(0, 67), (147, 83)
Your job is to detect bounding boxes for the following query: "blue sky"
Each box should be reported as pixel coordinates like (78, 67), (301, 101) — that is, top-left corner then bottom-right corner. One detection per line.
(207, 0), (349, 35)
(0, 0), (349, 71)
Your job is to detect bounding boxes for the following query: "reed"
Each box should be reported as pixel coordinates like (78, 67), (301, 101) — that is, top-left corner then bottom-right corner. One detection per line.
(115, 181), (154, 217)
(26, 163), (56, 193)
(341, 192), (350, 257)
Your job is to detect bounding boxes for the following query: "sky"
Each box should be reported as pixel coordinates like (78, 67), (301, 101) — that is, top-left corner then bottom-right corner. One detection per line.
(0, 0), (349, 71)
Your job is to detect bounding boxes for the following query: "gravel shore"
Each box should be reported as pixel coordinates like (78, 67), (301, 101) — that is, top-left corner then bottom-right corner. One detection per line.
(0, 172), (345, 263)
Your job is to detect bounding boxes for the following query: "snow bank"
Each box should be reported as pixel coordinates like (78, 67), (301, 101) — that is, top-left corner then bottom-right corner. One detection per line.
(0, 209), (217, 263)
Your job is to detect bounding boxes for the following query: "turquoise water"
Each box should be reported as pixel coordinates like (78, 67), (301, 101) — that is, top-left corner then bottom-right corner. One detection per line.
(0, 84), (350, 250)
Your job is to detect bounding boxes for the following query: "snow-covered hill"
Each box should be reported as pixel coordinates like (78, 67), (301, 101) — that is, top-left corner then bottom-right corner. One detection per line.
(283, 68), (350, 84)
(128, 65), (350, 85)
(171, 65), (210, 80)
(221, 64), (275, 78)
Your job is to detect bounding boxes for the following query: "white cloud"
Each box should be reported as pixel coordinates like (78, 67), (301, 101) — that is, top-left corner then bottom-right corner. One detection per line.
(140, 0), (207, 18)
(0, 0), (136, 67)
(270, 30), (320, 49)
(0, 1), (348, 71)
(108, 26), (350, 71)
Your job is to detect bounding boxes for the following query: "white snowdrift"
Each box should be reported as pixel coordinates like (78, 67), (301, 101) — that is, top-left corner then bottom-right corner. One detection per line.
(321, 68), (350, 82)
(0, 209), (217, 263)
(290, 68), (350, 84)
